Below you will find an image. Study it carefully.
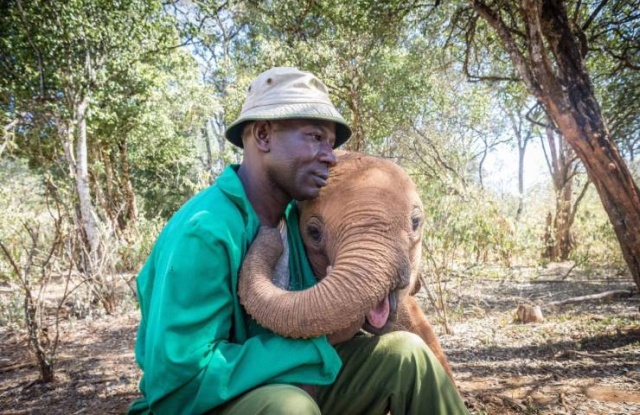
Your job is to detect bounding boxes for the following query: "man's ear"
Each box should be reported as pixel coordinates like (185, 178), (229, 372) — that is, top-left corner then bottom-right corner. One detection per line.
(251, 121), (272, 152)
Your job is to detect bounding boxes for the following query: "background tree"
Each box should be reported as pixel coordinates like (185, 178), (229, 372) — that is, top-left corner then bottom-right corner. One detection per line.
(496, 85), (535, 222)
(169, 0), (246, 183)
(0, 0), (211, 311)
(0, 0), (177, 272)
(449, 0), (640, 290)
(539, 116), (590, 261)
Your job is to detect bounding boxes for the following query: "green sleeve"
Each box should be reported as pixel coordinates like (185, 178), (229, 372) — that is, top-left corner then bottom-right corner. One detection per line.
(136, 212), (341, 415)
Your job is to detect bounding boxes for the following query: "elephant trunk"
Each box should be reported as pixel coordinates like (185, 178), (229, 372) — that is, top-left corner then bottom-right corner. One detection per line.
(239, 227), (400, 338)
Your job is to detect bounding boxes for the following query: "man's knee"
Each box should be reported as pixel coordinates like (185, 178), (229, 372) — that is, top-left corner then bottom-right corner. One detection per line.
(378, 331), (431, 359)
(256, 384), (321, 415)
(214, 384), (320, 415)
(376, 331), (445, 375)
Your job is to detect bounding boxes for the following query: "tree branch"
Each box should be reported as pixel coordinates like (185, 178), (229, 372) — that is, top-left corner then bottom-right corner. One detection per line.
(581, 0), (609, 32)
(468, 0), (541, 94)
(569, 178), (590, 222)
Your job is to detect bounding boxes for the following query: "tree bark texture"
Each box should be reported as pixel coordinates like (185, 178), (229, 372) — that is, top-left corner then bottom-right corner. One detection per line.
(470, 0), (640, 290)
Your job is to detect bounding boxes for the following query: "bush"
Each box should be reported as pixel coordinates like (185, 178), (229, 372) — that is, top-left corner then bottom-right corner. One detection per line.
(115, 216), (164, 273)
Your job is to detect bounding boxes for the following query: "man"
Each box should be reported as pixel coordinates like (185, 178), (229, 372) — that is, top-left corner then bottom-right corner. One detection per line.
(129, 67), (466, 414)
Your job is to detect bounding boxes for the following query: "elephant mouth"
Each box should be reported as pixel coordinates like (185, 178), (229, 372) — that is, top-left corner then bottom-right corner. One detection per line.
(363, 290), (398, 334)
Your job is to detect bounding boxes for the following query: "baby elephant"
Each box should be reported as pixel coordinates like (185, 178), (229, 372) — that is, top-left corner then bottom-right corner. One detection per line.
(239, 151), (455, 381)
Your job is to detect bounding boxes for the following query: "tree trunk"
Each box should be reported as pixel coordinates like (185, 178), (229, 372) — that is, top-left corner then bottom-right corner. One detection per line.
(344, 86), (365, 152)
(56, 118), (88, 266)
(202, 121), (215, 182)
(24, 294), (54, 382)
(542, 121), (577, 261)
(470, 0), (640, 290)
(516, 140), (526, 221)
(99, 147), (120, 235)
(538, 0), (640, 286)
(57, 119), (76, 179)
(503, 103), (532, 222)
(204, 116), (230, 181)
(117, 138), (138, 227)
(75, 95), (101, 270)
(543, 212), (557, 260)
(554, 178), (574, 260)
(538, 0), (640, 288)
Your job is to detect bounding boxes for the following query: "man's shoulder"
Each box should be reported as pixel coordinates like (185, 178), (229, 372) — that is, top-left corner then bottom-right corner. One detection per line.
(170, 183), (247, 234)
(173, 167), (244, 217)
(154, 166), (257, 252)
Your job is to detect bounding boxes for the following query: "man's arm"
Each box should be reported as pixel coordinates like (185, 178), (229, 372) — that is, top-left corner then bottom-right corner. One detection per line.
(137, 213), (341, 414)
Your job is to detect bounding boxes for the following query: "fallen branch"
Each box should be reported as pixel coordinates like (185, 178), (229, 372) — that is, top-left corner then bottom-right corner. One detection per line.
(0, 361), (36, 373)
(547, 289), (634, 307)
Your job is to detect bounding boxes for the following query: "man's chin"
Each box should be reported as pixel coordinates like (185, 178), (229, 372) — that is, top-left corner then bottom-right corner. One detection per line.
(294, 188), (322, 201)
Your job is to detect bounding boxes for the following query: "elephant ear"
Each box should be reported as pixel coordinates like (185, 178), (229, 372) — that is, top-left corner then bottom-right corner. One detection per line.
(409, 275), (422, 296)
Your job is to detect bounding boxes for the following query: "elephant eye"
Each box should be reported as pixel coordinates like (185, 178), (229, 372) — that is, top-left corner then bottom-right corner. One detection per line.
(411, 207), (423, 232)
(306, 217), (324, 244)
(411, 216), (422, 232)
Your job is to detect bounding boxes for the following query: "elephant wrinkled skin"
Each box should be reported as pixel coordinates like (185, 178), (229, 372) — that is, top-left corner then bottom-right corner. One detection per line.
(239, 151), (454, 380)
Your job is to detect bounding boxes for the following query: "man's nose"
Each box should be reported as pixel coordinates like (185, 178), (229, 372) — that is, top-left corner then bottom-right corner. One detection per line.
(318, 143), (337, 167)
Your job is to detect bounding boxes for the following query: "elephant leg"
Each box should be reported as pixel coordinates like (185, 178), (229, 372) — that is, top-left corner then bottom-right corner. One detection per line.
(393, 295), (455, 383)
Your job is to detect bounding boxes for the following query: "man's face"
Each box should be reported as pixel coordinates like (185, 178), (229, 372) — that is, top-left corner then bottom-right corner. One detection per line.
(266, 119), (337, 201)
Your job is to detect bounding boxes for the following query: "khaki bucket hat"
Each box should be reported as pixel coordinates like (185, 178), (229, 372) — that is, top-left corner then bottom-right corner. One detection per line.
(224, 67), (352, 148)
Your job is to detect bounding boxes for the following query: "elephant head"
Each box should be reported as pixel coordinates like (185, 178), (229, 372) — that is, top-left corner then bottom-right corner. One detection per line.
(238, 151), (425, 338)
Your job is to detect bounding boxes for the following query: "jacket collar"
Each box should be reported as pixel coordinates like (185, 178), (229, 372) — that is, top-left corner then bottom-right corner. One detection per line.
(217, 165), (259, 228)
(217, 164), (298, 228)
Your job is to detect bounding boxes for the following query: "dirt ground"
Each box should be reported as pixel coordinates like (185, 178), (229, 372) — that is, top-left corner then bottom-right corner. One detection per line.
(1, 263), (638, 414)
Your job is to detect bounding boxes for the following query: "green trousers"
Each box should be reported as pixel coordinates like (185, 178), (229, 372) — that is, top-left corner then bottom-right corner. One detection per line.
(213, 331), (467, 415)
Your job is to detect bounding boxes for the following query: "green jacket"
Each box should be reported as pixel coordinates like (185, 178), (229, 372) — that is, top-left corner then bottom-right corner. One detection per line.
(129, 165), (342, 415)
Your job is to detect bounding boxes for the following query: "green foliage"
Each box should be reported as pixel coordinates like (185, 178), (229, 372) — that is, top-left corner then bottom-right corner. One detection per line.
(0, 159), (45, 243)
(115, 216), (164, 273)
(112, 49), (217, 219)
(234, 0), (434, 149)
(419, 180), (516, 269)
(1, 0), (175, 120)
(571, 189), (627, 272)
(0, 159), (55, 290)
(0, 0), (218, 224)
